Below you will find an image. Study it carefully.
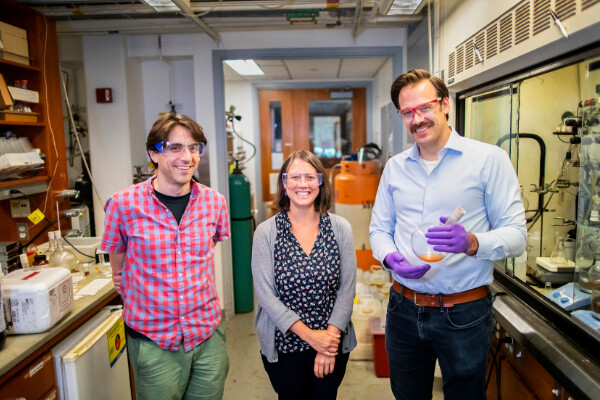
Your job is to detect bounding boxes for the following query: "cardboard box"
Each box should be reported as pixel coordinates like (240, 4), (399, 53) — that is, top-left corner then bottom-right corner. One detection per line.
(0, 21), (30, 65)
(0, 72), (13, 108)
(8, 85), (39, 103)
(0, 110), (38, 122)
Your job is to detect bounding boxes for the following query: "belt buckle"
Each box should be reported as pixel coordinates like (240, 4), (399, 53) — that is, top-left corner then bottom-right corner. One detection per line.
(413, 291), (441, 307)
(413, 291), (429, 307)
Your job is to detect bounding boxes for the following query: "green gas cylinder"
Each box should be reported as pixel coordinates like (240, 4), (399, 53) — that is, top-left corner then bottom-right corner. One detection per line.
(229, 168), (254, 313)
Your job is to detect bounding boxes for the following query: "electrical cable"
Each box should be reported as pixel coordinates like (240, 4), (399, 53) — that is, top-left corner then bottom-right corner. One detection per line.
(60, 70), (105, 207)
(230, 117), (256, 165)
(41, 15), (59, 216)
(497, 355), (505, 400)
(259, 0), (294, 10)
(61, 236), (95, 259)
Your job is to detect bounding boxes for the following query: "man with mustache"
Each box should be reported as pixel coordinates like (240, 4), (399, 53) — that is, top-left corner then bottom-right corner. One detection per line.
(369, 69), (526, 400)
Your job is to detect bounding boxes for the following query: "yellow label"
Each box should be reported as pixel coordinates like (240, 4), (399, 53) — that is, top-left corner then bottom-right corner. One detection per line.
(107, 317), (127, 367)
(27, 209), (45, 224)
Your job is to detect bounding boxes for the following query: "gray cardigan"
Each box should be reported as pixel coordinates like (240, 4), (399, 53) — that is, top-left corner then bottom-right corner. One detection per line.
(251, 212), (357, 363)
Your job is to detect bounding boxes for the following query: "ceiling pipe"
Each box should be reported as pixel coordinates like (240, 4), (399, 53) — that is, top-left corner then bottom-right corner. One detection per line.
(171, 0), (221, 43)
(351, 0), (364, 41)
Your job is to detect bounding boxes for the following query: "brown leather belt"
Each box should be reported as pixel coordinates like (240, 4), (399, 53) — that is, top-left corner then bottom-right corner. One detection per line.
(392, 280), (489, 308)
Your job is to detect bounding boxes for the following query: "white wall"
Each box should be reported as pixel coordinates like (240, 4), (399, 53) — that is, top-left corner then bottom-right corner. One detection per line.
(82, 35), (133, 225)
(139, 58), (196, 169)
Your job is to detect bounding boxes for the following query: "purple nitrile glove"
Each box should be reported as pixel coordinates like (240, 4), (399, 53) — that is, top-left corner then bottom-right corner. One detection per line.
(425, 216), (471, 254)
(384, 252), (431, 279)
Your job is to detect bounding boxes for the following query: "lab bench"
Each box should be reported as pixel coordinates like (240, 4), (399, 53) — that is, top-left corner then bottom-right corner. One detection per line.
(490, 271), (600, 400)
(0, 268), (120, 398)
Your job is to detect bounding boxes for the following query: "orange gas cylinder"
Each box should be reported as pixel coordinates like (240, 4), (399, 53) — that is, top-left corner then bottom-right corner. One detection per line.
(334, 160), (381, 270)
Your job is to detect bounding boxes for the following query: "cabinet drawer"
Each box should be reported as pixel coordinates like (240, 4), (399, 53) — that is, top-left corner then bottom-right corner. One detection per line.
(0, 352), (56, 400)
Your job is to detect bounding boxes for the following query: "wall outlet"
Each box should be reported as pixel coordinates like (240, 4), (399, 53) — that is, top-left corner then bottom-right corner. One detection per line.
(10, 199), (31, 218)
(16, 223), (29, 241)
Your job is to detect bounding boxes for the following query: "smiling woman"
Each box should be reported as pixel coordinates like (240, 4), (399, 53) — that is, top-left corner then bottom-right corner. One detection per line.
(251, 149), (357, 399)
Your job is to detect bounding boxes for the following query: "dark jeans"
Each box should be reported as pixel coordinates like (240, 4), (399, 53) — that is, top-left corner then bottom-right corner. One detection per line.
(385, 285), (493, 400)
(261, 348), (350, 400)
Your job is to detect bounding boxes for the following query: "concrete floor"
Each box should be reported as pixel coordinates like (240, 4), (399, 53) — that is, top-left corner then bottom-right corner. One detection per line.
(223, 310), (444, 399)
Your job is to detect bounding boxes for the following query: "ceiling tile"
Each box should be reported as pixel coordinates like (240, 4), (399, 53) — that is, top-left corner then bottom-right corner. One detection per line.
(338, 57), (388, 78)
(284, 59), (340, 79)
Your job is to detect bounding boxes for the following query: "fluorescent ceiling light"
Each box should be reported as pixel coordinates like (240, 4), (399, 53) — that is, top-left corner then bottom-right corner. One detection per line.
(380, 0), (425, 15)
(142, 0), (179, 12)
(224, 60), (265, 76)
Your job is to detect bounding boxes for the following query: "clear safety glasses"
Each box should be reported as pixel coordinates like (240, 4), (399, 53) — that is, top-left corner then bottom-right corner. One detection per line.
(154, 141), (205, 156)
(397, 97), (442, 120)
(282, 172), (323, 187)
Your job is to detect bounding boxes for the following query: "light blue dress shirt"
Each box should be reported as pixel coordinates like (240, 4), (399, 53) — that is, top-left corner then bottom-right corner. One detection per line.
(369, 128), (527, 294)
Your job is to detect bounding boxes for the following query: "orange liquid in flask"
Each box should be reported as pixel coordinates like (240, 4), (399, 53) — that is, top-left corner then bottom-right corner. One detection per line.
(419, 254), (444, 263)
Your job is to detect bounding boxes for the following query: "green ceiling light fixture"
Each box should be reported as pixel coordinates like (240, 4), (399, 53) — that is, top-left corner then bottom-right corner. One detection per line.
(224, 60), (265, 76)
(285, 9), (320, 25)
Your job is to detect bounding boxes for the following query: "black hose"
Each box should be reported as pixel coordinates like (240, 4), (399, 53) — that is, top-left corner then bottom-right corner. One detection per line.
(495, 133), (546, 224)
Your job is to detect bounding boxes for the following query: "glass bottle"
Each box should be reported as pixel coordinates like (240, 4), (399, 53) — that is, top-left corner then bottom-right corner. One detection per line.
(49, 230), (78, 272)
(581, 247), (600, 293)
(45, 230), (56, 260)
(590, 254), (600, 318)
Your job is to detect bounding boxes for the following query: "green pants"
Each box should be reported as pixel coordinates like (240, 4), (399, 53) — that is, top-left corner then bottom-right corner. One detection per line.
(127, 324), (229, 400)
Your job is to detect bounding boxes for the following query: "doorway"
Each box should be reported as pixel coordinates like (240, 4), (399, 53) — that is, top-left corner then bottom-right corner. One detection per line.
(258, 87), (366, 202)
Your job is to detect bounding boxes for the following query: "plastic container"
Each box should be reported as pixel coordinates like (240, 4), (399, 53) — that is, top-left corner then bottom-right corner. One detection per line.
(352, 295), (382, 344)
(370, 317), (389, 377)
(1, 267), (73, 333)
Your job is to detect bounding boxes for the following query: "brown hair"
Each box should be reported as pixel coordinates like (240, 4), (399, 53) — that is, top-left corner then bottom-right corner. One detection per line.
(146, 113), (208, 167)
(275, 150), (333, 214)
(390, 69), (449, 120)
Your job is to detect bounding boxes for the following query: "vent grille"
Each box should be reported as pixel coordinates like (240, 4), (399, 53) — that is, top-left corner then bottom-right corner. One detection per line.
(499, 14), (513, 53)
(533, 0), (551, 35)
(448, 0), (599, 81)
(486, 24), (498, 58)
(582, 0), (599, 11)
(515, 2), (530, 44)
(474, 32), (485, 65)
(457, 45), (464, 74)
(555, 0), (576, 20)
(465, 41), (474, 70)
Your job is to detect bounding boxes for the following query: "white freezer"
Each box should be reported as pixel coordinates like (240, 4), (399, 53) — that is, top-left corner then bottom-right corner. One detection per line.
(52, 306), (131, 400)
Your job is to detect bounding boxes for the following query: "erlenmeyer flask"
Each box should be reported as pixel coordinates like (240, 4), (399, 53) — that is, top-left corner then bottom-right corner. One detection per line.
(550, 235), (568, 264)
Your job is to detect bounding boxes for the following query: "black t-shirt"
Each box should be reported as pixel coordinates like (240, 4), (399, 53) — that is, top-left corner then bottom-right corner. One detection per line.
(154, 189), (191, 225)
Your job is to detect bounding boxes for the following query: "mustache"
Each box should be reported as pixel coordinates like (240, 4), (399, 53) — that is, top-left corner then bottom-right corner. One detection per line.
(410, 122), (432, 133)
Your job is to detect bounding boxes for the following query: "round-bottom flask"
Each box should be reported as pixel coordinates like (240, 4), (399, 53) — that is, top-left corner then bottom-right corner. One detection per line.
(411, 222), (445, 263)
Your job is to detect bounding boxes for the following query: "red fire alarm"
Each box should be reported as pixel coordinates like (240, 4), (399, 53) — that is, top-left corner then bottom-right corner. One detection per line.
(96, 88), (113, 103)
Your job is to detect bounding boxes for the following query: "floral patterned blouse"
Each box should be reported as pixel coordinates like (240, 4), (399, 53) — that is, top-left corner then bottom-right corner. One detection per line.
(273, 211), (341, 353)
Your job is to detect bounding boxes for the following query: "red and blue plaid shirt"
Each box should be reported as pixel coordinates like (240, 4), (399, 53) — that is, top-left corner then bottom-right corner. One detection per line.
(101, 176), (230, 351)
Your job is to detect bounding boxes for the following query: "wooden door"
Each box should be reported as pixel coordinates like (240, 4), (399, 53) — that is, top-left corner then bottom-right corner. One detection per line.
(258, 88), (366, 203)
